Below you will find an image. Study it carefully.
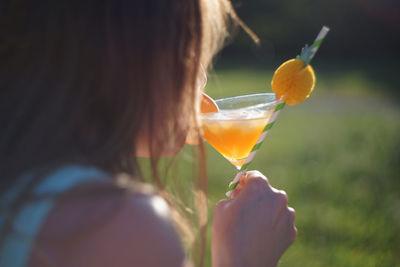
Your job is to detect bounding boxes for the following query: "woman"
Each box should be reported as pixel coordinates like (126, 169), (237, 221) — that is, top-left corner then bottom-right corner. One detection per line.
(0, 0), (296, 266)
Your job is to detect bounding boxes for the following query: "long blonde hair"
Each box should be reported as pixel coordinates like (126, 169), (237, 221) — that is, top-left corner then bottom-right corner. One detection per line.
(0, 0), (244, 265)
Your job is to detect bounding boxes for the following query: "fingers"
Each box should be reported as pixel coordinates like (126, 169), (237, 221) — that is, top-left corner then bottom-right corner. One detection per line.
(286, 207), (297, 243)
(232, 171), (290, 209)
(246, 170), (269, 184)
(233, 172), (291, 206)
(232, 170), (296, 226)
(287, 207), (296, 222)
(276, 190), (288, 207)
(231, 171), (271, 199)
(217, 171), (297, 264)
(214, 199), (231, 212)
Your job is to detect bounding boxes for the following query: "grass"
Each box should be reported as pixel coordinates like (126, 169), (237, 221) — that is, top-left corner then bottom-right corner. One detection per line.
(172, 62), (400, 266)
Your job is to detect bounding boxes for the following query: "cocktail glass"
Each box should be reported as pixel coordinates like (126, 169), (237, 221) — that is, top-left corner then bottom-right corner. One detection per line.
(200, 93), (279, 170)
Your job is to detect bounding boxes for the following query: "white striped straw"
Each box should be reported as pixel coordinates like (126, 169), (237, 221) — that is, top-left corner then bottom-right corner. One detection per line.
(307, 26), (330, 64)
(226, 99), (285, 196)
(226, 26), (330, 197)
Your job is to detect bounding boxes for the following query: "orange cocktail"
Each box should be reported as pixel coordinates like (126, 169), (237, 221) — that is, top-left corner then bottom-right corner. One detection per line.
(200, 93), (278, 169)
(202, 111), (271, 168)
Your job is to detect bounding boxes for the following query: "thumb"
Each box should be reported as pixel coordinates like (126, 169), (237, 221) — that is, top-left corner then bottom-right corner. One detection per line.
(214, 199), (231, 212)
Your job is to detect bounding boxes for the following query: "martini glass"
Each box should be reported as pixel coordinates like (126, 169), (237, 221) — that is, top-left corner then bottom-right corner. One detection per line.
(200, 93), (279, 171)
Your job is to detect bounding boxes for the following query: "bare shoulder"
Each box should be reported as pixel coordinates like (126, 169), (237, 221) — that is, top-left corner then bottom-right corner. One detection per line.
(28, 178), (185, 267)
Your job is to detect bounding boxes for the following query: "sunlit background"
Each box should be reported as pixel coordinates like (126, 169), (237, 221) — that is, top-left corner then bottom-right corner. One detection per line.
(177, 0), (400, 266)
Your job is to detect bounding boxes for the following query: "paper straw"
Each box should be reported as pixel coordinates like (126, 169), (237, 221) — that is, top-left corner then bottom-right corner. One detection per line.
(226, 100), (285, 196)
(226, 26), (330, 197)
(305, 26), (330, 64)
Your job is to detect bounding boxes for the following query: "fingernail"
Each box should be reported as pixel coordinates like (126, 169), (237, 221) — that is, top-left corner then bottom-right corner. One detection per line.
(228, 171), (246, 188)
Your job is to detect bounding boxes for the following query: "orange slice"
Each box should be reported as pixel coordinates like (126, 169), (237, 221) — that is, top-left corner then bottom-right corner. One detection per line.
(200, 93), (219, 113)
(185, 93), (218, 145)
(271, 58), (316, 106)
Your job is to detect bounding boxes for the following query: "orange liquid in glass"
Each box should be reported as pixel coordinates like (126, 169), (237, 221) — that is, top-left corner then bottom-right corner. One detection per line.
(202, 112), (271, 167)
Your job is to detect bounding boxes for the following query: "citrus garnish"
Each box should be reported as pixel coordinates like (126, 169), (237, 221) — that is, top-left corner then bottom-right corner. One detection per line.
(200, 93), (219, 113)
(185, 93), (218, 145)
(271, 58), (315, 106)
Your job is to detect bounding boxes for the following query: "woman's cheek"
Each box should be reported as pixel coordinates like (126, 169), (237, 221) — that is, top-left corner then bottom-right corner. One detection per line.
(163, 129), (187, 156)
(135, 121), (188, 158)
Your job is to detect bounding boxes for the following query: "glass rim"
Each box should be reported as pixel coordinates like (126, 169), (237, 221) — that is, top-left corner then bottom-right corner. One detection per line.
(200, 92), (278, 118)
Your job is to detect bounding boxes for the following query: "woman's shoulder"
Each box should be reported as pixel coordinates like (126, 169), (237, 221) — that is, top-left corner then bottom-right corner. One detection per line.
(28, 171), (185, 267)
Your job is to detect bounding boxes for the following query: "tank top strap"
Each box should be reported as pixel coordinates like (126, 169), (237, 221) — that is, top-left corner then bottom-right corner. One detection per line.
(0, 165), (108, 267)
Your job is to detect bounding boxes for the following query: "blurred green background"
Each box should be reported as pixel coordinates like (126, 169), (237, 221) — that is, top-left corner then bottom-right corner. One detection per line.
(175, 0), (400, 266)
(192, 67), (400, 266)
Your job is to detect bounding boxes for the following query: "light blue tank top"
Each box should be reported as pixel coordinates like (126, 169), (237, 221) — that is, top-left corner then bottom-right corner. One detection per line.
(0, 165), (108, 267)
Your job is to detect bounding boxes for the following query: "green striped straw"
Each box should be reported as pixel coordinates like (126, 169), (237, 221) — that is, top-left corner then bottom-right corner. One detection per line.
(226, 101), (285, 197)
(226, 26), (330, 197)
(298, 25), (330, 65)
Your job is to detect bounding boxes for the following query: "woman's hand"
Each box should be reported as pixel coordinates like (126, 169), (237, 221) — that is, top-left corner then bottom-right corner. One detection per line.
(212, 171), (297, 267)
